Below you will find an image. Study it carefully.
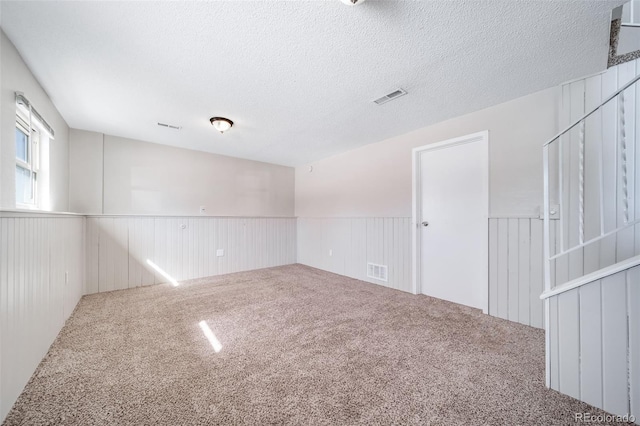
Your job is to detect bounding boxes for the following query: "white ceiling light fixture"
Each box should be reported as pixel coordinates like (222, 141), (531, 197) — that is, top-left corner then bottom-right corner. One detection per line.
(340, 0), (367, 5)
(210, 117), (233, 134)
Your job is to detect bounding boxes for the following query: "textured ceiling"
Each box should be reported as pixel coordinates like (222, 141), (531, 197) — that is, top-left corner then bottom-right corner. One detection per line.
(0, 1), (623, 166)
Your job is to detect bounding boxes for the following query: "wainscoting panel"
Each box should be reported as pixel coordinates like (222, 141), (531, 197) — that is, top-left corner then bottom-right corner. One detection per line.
(0, 212), (85, 421)
(85, 216), (297, 294)
(549, 264), (640, 422)
(296, 218), (413, 293)
(488, 218), (547, 329)
(299, 217), (549, 326)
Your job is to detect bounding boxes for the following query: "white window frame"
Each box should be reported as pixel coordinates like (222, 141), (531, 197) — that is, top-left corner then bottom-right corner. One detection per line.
(15, 111), (40, 208)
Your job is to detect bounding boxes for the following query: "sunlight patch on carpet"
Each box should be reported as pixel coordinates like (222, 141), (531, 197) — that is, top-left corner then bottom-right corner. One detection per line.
(199, 320), (222, 353)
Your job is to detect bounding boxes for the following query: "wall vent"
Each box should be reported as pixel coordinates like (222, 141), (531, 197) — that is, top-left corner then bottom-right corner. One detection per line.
(373, 88), (407, 105)
(367, 262), (388, 282)
(157, 122), (182, 130)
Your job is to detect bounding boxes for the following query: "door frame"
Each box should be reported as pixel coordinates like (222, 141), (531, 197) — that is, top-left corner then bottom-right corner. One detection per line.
(411, 130), (489, 313)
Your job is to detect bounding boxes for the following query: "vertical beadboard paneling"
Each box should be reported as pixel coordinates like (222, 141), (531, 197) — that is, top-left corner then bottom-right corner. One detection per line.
(618, 62), (637, 265)
(296, 217), (413, 293)
(488, 220), (498, 316)
(507, 219), (519, 323)
(85, 216), (297, 293)
(558, 290), (580, 399)
(496, 219), (509, 319)
(0, 213), (84, 421)
(560, 58), (640, 271)
(488, 218), (545, 328)
(579, 280), (603, 408)
(636, 59), (640, 261)
(630, 267), (640, 421)
(517, 219), (531, 325)
(601, 272), (629, 416)
(568, 80), (585, 282)
(549, 264), (640, 422)
(549, 295), (560, 389)
(549, 58), (640, 423)
(529, 219), (544, 328)
(294, 216), (555, 327)
(584, 73), (603, 276)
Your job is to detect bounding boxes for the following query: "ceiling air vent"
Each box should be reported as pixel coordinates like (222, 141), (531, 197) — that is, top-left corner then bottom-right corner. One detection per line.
(157, 122), (182, 130)
(373, 88), (407, 105)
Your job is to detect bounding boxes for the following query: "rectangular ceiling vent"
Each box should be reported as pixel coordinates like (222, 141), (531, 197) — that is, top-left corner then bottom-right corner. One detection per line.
(157, 122), (182, 130)
(373, 88), (407, 105)
(367, 262), (388, 282)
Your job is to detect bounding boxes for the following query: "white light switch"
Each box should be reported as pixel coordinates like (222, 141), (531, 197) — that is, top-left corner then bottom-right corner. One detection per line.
(329, 249), (333, 257)
(216, 249), (224, 257)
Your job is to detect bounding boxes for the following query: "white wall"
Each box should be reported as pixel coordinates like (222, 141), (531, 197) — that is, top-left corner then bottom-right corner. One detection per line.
(295, 87), (559, 218)
(0, 212), (84, 421)
(618, 26), (640, 56)
(69, 132), (295, 217)
(0, 31), (69, 212)
(68, 129), (103, 214)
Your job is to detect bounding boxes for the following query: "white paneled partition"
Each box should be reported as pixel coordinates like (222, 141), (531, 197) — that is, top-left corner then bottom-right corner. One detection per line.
(85, 216), (296, 293)
(557, 58), (640, 282)
(541, 59), (640, 423)
(297, 218), (412, 293)
(488, 218), (546, 329)
(0, 212), (85, 420)
(547, 264), (640, 423)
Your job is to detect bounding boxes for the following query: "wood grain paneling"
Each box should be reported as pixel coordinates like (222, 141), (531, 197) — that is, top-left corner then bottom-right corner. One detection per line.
(0, 213), (84, 421)
(85, 216), (296, 293)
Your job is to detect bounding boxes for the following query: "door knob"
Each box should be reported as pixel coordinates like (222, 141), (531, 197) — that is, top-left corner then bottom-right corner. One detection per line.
(422, 221), (429, 227)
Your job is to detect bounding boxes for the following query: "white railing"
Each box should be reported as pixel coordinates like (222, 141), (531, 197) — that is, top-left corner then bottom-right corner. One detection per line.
(542, 72), (640, 387)
(540, 253), (640, 299)
(543, 72), (640, 290)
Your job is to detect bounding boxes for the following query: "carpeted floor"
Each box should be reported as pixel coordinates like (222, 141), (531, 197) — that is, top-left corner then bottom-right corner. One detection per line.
(3, 264), (612, 425)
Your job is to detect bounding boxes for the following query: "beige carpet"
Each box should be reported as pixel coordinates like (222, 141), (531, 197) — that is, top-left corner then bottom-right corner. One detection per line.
(3, 264), (611, 425)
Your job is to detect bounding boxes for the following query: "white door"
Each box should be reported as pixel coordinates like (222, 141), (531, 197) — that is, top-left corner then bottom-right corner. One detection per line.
(418, 133), (488, 312)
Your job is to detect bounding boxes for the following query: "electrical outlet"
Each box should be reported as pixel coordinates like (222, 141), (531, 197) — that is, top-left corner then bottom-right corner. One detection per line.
(216, 249), (224, 257)
(199, 206), (206, 214)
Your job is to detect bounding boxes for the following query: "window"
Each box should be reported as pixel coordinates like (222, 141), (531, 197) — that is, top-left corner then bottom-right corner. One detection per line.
(15, 113), (40, 206)
(15, 93), (53, 210)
